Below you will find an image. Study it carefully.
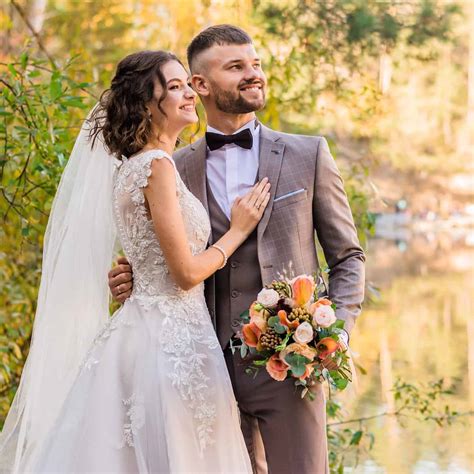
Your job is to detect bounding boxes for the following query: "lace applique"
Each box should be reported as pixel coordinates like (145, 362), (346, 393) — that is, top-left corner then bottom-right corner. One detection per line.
(113, 150), (211, 301)
(158, 297), (218, 452)
(112, 149), (217, 451)
(80, 310), (133, 371)
(119, 393), (145, 448)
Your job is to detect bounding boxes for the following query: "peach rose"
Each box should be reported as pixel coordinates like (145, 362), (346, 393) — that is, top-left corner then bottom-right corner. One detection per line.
(280, 342), (317, 363)
(316, 337), (340, 359)
(250, 313), (268, 333)
(242, 322), (261, 348)
(266, 354), (289, 381)
(309, 297), (332, 313)
(291, 275), (315, 307)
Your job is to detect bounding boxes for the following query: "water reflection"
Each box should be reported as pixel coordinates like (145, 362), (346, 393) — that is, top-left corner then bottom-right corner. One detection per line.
(339, 226), (474, 473)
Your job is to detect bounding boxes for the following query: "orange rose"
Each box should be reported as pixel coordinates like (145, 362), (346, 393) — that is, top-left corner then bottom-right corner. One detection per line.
(280, 342), (317, 362)
(278, 310), (299, 330)
(316, 337), (340, 359)
(250, 313), (268, 333)
(309, 297), (332, 313)
(291, 275), (315, 306)
(242, 322), (261, 348)
(266, 354), (289, 381)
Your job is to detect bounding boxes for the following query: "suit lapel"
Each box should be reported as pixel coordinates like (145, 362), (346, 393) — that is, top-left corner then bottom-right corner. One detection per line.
(257, 126), (285, 244)
(185, 137), (209, 216)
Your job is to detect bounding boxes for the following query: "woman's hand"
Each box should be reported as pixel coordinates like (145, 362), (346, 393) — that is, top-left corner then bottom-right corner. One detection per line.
(230, 178), (271, 238)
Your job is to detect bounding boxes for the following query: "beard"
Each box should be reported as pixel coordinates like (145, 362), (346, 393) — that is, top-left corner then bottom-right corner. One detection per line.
(210, 80), (266, 114)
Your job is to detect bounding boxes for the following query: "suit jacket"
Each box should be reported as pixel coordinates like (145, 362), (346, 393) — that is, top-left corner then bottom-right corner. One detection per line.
(174, 124), (365, 336)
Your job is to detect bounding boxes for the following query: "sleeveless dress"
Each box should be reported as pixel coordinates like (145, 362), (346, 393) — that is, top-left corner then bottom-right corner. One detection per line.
(27, 150), (252, 473)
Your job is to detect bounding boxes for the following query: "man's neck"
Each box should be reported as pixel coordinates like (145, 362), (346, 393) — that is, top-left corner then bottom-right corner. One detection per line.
(206, 111), (256, 135)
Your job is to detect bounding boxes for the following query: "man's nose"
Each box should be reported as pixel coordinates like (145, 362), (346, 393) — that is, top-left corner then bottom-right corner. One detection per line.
(243, 65), (262, 81)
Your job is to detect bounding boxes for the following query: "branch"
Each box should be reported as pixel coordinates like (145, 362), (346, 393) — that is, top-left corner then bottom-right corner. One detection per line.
(327, 409), (474, 427)
(10, 0), (56, 68)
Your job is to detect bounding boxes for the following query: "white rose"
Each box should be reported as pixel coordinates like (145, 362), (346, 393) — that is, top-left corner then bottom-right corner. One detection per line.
(293, 321), (314, 344)
(314, 305), (337, 328)
(257, 288), (280, 308)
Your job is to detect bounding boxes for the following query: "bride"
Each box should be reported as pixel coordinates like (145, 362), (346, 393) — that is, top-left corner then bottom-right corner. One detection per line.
(0, 50), (270, 472)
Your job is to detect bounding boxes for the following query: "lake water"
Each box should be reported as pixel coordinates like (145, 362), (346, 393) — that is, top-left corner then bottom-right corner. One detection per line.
(339, 229), (474, 473)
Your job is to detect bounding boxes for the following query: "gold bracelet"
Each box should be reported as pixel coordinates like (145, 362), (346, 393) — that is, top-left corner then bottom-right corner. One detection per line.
(211, 244), (228, 270)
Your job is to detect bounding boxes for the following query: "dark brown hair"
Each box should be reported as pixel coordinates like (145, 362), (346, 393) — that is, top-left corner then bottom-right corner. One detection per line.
(90, 50), (183, 159)
(187, 24), (252, 72)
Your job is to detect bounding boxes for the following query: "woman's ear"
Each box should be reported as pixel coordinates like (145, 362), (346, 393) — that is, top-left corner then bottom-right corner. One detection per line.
(191, 75), (209, 97)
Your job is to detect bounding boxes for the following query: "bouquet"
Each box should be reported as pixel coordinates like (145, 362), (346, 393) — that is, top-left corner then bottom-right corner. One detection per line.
(233, 274), (352, 399)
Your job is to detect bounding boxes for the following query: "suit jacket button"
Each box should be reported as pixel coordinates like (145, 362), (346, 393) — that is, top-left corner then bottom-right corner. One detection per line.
(231, 290), (240, 298)
(230, 261), (239, 268)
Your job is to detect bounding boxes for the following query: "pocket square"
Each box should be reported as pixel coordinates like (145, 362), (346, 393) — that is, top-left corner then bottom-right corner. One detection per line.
(274, 188), (306, 202)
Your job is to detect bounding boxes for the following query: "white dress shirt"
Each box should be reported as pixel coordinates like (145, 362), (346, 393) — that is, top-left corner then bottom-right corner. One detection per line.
(206, 120), (260, 219)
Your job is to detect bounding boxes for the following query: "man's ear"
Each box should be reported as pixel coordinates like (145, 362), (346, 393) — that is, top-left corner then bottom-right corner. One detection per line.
(191, 74), (209, 97)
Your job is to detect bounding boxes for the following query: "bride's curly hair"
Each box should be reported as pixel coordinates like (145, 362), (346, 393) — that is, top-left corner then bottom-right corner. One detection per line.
(89, 50), (182, 159)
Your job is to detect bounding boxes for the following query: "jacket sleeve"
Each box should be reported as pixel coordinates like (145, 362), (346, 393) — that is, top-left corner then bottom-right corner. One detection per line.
(312, 137), (365, 336)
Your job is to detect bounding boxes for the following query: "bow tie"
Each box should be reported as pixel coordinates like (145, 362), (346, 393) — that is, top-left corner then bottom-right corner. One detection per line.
(205, 128), (253, 151)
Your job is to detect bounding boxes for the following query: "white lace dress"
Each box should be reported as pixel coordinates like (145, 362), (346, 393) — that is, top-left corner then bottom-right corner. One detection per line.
(27, 150), (251, 473)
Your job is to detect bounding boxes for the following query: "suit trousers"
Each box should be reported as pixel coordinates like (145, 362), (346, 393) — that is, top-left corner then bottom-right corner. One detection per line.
(224, 347), (329, 474)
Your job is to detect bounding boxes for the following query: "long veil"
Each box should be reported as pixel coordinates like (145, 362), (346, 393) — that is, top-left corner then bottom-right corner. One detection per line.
(0, 108), (118, 472)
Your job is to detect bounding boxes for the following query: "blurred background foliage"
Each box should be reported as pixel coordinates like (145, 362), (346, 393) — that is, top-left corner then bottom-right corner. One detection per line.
(1, 0), (473, 472)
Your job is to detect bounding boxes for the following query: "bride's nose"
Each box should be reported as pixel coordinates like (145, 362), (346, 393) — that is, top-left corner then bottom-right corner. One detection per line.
(184, 85), (197, 98)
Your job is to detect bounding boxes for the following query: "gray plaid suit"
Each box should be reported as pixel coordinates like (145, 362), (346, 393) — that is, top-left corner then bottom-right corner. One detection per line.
(174, 124), (365, 474)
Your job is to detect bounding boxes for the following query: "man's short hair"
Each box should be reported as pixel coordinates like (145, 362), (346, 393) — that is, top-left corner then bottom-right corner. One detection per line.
(187, 24), (252, 72)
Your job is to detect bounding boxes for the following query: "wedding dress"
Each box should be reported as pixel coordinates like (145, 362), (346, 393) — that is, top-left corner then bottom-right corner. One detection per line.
(9, 149), (251, 473)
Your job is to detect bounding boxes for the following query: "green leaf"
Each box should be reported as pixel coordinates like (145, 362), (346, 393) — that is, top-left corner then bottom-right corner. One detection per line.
(273, 322), (287, 334)
(331, 319), (345, 330)
(7, 64), (18, 77)
(240, 344), (248, 359)
(50, 79), (62, 101)
(285, 353), (311, 377)
(350, 430), (363, 445)
(20, 52), (28, 69)
(268, 316), (279, 327)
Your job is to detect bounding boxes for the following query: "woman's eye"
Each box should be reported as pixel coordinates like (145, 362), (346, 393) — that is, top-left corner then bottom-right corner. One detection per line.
(169, 85), (179, 90)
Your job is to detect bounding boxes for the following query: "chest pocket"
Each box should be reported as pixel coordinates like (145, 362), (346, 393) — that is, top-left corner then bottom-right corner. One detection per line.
(272, 188), (307, 210)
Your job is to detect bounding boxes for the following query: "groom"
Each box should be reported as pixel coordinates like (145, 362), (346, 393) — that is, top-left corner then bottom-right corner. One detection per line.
(110, 25), (365, 474)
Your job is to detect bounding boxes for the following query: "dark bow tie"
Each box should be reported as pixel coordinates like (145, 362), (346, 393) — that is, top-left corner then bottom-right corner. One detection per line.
(205, 128), (253, 151)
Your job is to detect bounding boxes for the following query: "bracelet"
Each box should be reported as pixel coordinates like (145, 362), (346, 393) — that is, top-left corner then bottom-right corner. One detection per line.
(211, 244), (228, 270)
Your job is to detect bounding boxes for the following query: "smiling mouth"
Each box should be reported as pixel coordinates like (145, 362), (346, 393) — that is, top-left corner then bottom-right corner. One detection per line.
(239, 84), (263, 92)
(179, 104), (195, 111)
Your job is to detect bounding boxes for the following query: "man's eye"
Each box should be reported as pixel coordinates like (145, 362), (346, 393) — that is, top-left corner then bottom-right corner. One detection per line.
(231, 65), (242, 70)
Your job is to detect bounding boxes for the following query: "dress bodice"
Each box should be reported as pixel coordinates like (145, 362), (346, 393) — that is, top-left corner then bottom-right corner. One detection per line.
(112, 150), (211, 304)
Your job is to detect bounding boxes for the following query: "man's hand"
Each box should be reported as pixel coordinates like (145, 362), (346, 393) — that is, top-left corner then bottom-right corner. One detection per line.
(108, 257), (133, 303)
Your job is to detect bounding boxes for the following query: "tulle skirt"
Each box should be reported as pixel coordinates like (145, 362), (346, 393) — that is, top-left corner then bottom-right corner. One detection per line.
(25, 294), (251, 473)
